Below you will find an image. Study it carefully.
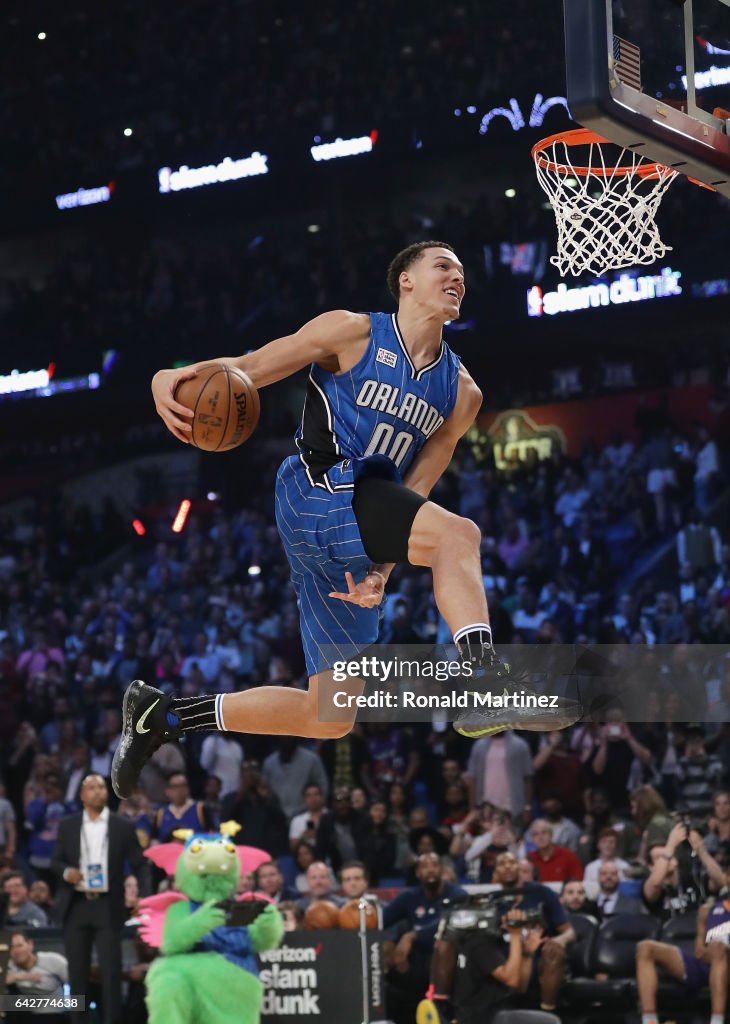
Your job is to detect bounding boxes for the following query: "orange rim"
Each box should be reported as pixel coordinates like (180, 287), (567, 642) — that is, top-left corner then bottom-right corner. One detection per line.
(532, 127), (672, 180)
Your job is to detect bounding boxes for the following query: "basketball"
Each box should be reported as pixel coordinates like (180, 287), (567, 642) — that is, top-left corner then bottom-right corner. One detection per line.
(337, 899), (379, 930)
(174, 364), (260, 452)
(303, 900), (341, 930)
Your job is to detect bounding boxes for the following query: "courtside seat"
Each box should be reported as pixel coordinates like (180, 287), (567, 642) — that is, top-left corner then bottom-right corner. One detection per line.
(565, 913), (599, 977)
(564, 913), (660, 1008)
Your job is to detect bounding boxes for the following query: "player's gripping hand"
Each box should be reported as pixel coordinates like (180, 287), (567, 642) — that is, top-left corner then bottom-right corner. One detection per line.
(151, 367), (198, 443)
(329, 570), (385, 608)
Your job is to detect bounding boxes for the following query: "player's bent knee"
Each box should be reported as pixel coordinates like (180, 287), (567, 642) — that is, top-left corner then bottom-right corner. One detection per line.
(707, 942), (728, 961)
(450, 515), (481, 549)
(314, 718), (355, 740)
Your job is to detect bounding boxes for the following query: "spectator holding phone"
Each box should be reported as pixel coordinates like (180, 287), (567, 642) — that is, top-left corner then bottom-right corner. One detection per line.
(289, 783), (328, 850)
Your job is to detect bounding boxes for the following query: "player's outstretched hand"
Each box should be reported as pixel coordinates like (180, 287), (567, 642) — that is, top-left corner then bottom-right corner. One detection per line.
(329, 570), (384, 608)
(151, 367), (197, 443)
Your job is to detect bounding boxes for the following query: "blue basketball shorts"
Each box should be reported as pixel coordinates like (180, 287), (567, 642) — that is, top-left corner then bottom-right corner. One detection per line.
(274, 454), (381, 676)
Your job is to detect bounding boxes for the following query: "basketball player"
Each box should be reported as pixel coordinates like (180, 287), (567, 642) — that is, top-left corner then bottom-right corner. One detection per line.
(112, 241), (581, 799)
(636, 876), (730, 1024)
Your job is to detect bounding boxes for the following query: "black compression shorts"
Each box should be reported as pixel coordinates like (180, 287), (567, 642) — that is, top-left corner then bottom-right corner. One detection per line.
(352, 475), (427, 564)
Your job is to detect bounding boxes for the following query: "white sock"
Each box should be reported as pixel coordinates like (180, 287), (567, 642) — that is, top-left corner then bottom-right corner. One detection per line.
(641, 1015), (658, 1024)
(710, 1014), (724, 1024)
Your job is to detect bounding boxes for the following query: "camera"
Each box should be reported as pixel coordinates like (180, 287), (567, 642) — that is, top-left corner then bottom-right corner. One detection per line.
(675, 806), (708, 837)
(215, 897), (269, 926)
(442, 889), (544, 939)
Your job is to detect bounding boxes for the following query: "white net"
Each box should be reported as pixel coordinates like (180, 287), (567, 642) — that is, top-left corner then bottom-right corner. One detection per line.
(532, 130), (678, 277)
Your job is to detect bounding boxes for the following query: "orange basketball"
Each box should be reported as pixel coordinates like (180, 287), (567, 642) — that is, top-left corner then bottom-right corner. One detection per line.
(303, 900), (341, 930)
(174, 363), (260, 452)
(337, 899), (379, 929)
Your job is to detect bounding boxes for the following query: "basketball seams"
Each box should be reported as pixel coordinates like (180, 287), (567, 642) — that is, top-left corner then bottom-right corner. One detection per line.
(176, 364), (259, 451)
(216, 364), (233, 452)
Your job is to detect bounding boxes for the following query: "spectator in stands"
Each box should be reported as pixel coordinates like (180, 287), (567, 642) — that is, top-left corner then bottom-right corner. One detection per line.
(589, 708), (652, 813)
(386, 782), (412, 873)
(675, 727), (725, 813)
(339, 861), (372, 901)
(277, 900), (305, 932)
(25, 774), (68, 885)
(16, 628), (64, 683)
(539, 794), (581, 852)
(199, 732), (243, 798)
(583, 827), (632, 884)
(203, 774), (223, 828)
(532, 731), (586, 820)
(296, 860), (342, 911)
(293, 840), (316, 893)
(315, 786), (372, 873)
(64, 742), (91, 809)
(642, 822), (721, 919)
(220, 759), (288, 857)
(138, 741), (186, 805)
(464, 732), (533, 827)
(594, 861), (643, 918)
(627, 784), (672, 862)
(6, 930), (68, 1003)
(676, 508), (723, 572)
(705, 789), (730, 868)
(554, 468), (591, 528)
(0, 779), (17, 860)
(383, 852), (466, 1024)
(693, 423), (721, 515)
(636, 873), (730, 1024)
(365, 724), (420, 797)
(254, 860), (299, 904)
(289, 783), (328, 850)
(560, 880), (599, 917)
(519, 858), (537, 883)
(28, 880), (57, 925)
(2, 872), (48, 928)
(151, 772), (214, 842)
(463, 809), (519, 884)
(360, 800), (396, 885)
(527, 820), (584, 884)
(262, 737), (329, 820)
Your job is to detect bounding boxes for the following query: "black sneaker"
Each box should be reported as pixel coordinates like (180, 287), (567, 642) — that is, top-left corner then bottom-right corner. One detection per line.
(111, 680), (181, 799)
(453, 656), (583, 738)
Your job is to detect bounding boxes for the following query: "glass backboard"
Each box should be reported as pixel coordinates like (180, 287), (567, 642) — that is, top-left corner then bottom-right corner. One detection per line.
(564, 0), (730, 194)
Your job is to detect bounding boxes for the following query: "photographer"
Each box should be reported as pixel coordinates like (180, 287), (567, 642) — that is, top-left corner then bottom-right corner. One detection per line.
(447, 908), (546, 1023)
(643, 821), (725, 920)
(424, 851), (575, 1020)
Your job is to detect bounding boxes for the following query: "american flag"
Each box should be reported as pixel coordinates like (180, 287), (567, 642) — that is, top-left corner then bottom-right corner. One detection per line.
(613, 35), (642, 90)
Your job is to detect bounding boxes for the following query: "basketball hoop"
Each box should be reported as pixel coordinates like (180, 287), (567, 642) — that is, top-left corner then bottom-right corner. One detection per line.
(532, 128), (679, 277)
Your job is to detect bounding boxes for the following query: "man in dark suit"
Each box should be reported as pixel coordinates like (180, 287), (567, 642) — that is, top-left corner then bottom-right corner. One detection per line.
(51, 773), (149, 1024)
(595, 860), (644, 918)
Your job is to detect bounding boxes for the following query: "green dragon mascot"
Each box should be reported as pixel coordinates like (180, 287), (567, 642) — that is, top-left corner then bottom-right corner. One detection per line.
(136, 822), (283, 1023)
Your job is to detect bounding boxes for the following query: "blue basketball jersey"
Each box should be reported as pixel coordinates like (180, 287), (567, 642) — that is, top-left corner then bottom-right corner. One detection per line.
(295, 311), (461, 490)
(276, 311), (461, 676)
